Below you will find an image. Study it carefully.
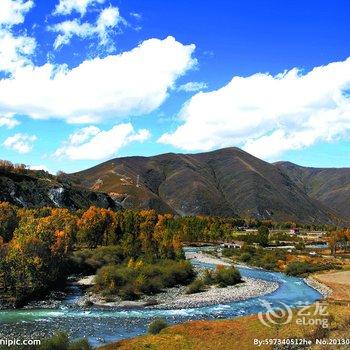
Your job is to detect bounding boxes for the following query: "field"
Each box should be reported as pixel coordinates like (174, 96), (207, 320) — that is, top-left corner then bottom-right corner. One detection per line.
(313, 270), (350, 302)
(99, 304), (350, 350)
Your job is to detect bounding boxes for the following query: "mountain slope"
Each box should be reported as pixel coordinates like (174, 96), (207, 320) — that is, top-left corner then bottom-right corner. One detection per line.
(71, 148), (338, 224)
(0, 168), (117, 210)
(275, 161), (350, 219)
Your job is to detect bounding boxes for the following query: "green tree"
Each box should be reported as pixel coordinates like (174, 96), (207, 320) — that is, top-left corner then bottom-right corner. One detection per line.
(258, 225), (269, 247)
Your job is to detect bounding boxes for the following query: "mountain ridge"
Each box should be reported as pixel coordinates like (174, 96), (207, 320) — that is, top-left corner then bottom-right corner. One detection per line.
(2, 147), (348, 225)
(70, 147), (344, 224)
(274, 161), (350, 219)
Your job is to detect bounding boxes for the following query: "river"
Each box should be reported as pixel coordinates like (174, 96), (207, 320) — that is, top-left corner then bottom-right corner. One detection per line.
(0, 247), (323, 347)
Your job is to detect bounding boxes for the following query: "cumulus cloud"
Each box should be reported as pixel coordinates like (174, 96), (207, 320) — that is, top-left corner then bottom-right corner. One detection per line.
(159, 58), (350, 159)
(0, 0), (33, 27)
(0, 0), (36, 73)
(67, 125), (100, 145)
(0, 36), (195, 123)
(50, 6), (125, 49)
(0, 30), (36, 72)
(53, 123), (150, 160)
(177, 81), (208, 92)
(3, 133), (37, 153)
(53, 0), (105, 17)
(0, 115), (19, 128)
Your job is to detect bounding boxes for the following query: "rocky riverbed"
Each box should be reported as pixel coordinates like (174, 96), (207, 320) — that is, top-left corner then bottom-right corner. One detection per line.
(74, 251), (279, 309)
(304, 276), (333, 298)
(75, 276), (278, 310)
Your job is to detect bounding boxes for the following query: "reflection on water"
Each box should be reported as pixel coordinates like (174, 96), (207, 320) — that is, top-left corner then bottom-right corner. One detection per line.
(0, 247), (323, 347)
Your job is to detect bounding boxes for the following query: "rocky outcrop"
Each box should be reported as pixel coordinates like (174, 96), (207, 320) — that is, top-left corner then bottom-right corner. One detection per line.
(0, 169), (119, 210)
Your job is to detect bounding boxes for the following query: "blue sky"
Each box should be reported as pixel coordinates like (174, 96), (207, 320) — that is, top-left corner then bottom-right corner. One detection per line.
(1, 0), (350, 173)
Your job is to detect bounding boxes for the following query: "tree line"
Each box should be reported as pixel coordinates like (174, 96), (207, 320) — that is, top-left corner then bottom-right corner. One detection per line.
(0, 201), (346, 305)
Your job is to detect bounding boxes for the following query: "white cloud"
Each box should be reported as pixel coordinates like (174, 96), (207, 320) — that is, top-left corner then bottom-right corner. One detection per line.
(0, 0), (33, 27)
(50, 6), (125, 49)
(50, 20), (93, 49)
(53, 123), (150, 160)
(3, 133), (37, 153)
(96, 7), (125, 45)
(0, 115), (19, 128)
(127, 128), (150, 142)
(243, 129), (319, 159)
(159, 58), (350, 159)
(68, 125), (100, 144)
(0, 30), (36, 72)
(29, 164), (50, 172)
(129, 12), (141, 20)
(53, 0), (105, 16)
(0, 36), (196, 123)
(0, 0), (36, 73)
(177, 81), (208, 92)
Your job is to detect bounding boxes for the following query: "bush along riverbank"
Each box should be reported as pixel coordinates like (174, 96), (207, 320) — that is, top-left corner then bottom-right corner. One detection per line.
(221, 243), (342, 276)
(0, 207), (186, 308)
(75, 251), (279, 310)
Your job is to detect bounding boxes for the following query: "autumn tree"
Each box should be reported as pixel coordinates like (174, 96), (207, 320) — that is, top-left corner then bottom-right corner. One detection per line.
(77, 206), (115, 248)
(328, 229), (350, 256)
(0, 202), (19, 242)
(139, 210), (158, 260)
(3, 209), (77, 304)
(120, 210), (142, 257)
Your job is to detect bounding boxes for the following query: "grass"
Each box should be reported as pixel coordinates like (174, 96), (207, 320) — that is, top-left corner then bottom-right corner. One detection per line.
(98, 304), (350, 350)
(313, 270), (350, 302)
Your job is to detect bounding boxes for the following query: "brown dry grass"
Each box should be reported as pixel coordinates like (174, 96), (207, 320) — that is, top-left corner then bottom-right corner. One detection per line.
(314, 270), (350, 302)
(99, 304), (350, 350)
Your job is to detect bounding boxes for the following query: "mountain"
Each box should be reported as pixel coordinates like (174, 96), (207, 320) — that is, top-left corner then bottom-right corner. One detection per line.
(70, 147), (340, 224)
(0, 168), (118, 210)
(275, 161), (350, 219)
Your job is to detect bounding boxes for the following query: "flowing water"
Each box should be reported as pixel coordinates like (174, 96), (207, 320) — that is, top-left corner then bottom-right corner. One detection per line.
(0, 247), (323, 347)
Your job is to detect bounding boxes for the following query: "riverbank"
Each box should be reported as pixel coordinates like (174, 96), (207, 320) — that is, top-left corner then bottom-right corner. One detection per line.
(311, 270), (350, 302)
(75, 251), (279, 309)
(191, 247), (333, 301)
(0, 248), (326, 346)
(304, 276), (332, 298)
(98, 304), (350, 350)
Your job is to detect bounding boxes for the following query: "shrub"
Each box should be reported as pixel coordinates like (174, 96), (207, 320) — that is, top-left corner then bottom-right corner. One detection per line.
(202, 269), (215, 285)
(222, 247), (240, 257)
(94, 265), (136, 294)
(186, 278), (205, 294)
(239, 252), (252, 262)
(294, 242), (305, 250)
(70, 246), (125, 274)
(68, 339), (92, 350)
(94, 259), (196, 300)
(119, 283), (140, 300)
(285, 261), (315, 276)
(159, 260), (195, 287)
(137, 276), (163, 295)
(39, 332), (69, 350)
(215, 266), (242, 287)
(148, 319), (168, 335)
(36, 333), (91, 350)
